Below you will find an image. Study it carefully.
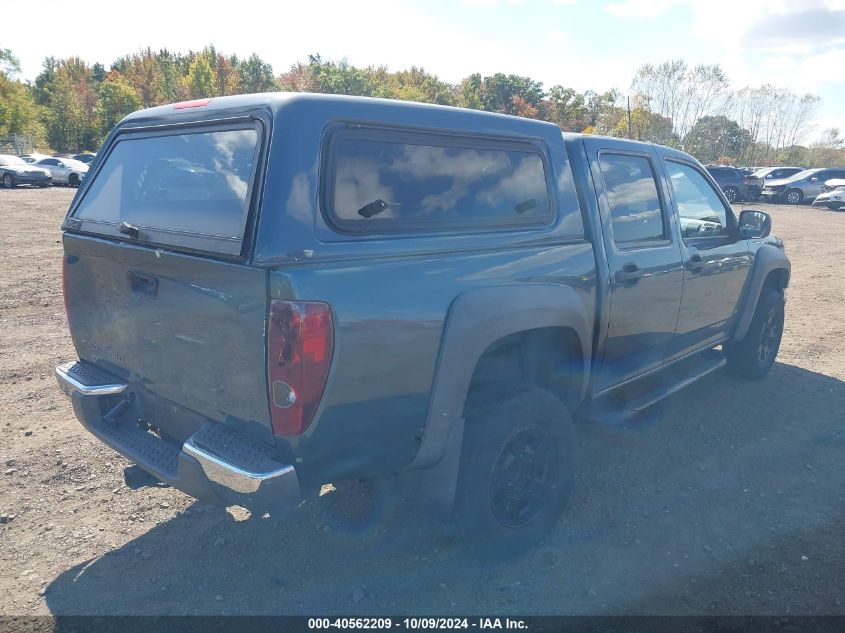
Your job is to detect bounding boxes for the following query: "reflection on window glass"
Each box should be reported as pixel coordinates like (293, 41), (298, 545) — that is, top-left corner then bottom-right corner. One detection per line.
(666, 161), (729, 239)
(598, 153), (665, 245)
(75, 128), (257, 239)
(330, 136), (551, 230)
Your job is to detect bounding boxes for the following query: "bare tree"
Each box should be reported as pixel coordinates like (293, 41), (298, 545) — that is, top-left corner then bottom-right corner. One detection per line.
(631, 60), (729, 149)
(727, 85), (819, 164)
(806, 128), (845, 167)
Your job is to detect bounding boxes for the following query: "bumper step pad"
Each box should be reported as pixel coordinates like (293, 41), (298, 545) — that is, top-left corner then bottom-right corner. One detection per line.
(57, 359), (300, 515)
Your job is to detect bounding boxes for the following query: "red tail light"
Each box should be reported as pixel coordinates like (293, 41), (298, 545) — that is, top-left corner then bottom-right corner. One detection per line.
(267, 300), (334, 436)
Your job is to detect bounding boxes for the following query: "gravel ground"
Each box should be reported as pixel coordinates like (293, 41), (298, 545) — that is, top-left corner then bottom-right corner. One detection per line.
(1, 187), (844, 616)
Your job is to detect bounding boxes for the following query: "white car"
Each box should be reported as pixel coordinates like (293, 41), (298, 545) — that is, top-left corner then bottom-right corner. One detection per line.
(812, 178), (845, 211)
(20, 153), (51, 164)
(0, 154), (52, 188)
(34, 157), (89, 186)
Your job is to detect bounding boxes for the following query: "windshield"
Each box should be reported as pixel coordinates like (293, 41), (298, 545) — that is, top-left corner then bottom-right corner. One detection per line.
(0, 156), (26, 166)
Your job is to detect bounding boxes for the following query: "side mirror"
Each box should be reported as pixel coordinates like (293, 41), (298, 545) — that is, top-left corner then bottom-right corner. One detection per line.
(738, 209), (772, 239)
(810, 176), (818, 182)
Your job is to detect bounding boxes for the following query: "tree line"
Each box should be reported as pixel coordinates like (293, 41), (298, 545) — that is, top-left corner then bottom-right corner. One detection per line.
(0, 46), (842, 167)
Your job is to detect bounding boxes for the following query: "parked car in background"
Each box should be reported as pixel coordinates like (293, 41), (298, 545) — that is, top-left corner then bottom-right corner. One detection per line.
(35, 157), (89, 186)
(746, 167), (802, 202)
(72, 153), (97, 165)
(0, 154), (52, 188)
(760, 167), (845, 204)
(705, 166), (751, 202)
(19, 153), (51, 164)
(812, 179), (845, 211)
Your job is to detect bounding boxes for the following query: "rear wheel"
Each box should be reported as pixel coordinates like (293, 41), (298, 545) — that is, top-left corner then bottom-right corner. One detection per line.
(724, 186), (739, 203)
(455, 385), (574, 558)
(3, 173), (14, 188)
(785, 189), (803, 205)
(724, 288), (784, 379)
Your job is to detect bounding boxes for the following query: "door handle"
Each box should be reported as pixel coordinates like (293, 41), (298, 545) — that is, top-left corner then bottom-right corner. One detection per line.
(128, 271), (158, 298)
(688, 253), (705, 274)
(615, 262), (643, 284)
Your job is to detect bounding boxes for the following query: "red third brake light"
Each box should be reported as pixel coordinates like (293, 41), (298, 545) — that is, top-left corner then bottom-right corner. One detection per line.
(267, 300), (334, 436)
(173, 98), (212, 110)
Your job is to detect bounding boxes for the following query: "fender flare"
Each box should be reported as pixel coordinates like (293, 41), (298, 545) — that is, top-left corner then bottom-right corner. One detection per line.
(733, 245), (790, 341)
(407, 283), (593, 472)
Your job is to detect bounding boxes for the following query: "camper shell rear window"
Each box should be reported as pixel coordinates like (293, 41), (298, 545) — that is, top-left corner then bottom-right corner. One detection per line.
(70, 120), (262, 257)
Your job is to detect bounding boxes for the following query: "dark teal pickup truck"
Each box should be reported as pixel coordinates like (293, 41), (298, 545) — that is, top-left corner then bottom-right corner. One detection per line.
(56, 93), (790, 554)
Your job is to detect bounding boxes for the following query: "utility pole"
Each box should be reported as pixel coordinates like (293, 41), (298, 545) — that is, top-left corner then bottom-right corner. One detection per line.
(627, 96), (633, 140)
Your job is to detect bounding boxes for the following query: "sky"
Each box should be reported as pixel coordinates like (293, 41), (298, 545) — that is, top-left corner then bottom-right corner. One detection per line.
(4, 0), (844, 142)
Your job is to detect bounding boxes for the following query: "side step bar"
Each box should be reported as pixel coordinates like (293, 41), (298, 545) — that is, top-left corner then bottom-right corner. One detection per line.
(584, 349), (726, 424)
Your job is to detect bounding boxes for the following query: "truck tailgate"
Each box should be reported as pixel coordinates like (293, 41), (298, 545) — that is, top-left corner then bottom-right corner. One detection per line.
(63, 233), (271, 442)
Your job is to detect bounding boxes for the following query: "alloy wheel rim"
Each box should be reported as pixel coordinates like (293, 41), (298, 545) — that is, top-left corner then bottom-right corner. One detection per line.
(758, 308), (780, 364)
(489, 427), (558, 528)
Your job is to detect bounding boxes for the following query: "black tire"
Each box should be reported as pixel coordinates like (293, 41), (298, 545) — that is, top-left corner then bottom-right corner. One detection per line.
(724, 288), (784, 380)
(3, 173), (15, 189)
(455, 385), (574, 558)
(318, 477), (402, 541)
(785, 188), (803, 205)
(724, 187), (739, 203)
(68, 173), (79, 187)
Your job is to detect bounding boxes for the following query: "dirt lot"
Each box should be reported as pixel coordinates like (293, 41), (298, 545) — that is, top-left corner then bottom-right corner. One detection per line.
(1, 187), (844, 616)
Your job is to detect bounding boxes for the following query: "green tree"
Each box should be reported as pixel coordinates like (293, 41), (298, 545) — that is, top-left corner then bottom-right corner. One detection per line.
(0, 48), (21, 77)
(0, 49), (47, 147)
(387, 67), (453, 105)
(33, 57), (58, 107)
(479, 73), (544, 116)
(305, 55), (379, 96)
(186, 54), (215, 98)
(98, 72), (142, 136)
(684, 115), (752, 164)
(543, 85), (587, 131)
(239, 53), (277, 93)
(608, 104), (677, 146)
(91, 63), (107, 84)
(455, 73), (483, 110)
(43, 59), (99, 152)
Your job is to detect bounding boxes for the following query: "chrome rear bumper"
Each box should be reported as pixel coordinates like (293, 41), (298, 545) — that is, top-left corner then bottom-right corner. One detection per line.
(56, 361), (127, 396)
(56, 360), (300, 515)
